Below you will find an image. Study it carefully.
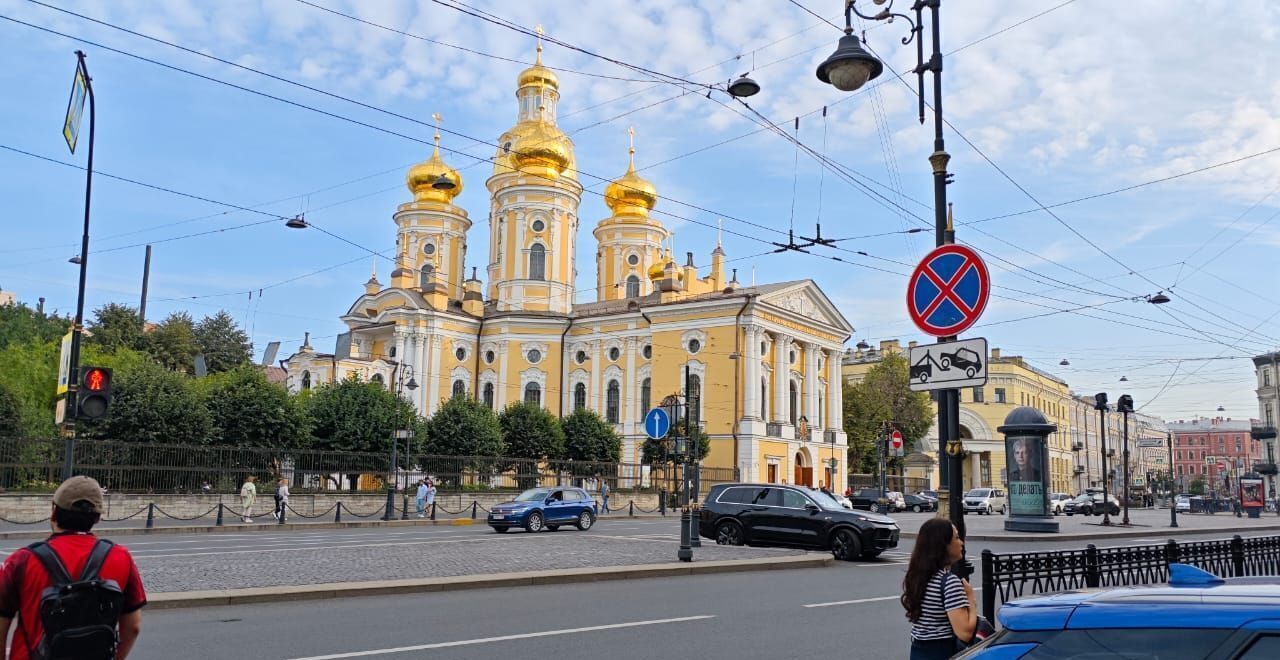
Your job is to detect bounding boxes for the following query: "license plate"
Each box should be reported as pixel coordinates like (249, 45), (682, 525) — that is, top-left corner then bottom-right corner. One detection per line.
(493, 515), (505, 520)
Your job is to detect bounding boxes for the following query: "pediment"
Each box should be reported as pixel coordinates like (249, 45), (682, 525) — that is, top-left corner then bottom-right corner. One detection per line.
(758, 280), (853, 336)
(342, 287), (430, 321)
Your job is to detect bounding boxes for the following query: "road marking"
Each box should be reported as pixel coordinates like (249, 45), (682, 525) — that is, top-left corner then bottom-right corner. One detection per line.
(804, 595), (900, 608)
(286, 615), (716, 659)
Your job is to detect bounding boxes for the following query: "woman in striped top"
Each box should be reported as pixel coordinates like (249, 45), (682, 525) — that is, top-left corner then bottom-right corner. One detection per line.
(901, 518), (978, 659)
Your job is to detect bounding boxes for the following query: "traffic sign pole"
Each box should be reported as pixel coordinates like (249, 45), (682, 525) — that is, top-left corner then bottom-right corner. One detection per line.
(64, 51), (96, 481)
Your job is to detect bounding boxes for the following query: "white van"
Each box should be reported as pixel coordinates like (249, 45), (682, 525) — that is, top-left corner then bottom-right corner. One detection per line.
(962, 488), (1007, 515)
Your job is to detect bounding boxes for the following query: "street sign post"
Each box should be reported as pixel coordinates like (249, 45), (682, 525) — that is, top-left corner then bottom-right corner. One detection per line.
(907, 244), (991, 337)
(908, 337), (989, 391)
(1136, 438), (1164, 448)
(644, 407), (671, 440)
(890, 430), (903, 456)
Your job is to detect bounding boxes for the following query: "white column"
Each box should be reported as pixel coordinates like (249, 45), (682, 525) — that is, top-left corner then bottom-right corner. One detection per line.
(827, 349), (841, 430)
(590, 339), (602, 413)
(393, 332), (407, 370)
(971, 452), (983, 489)
(743, 326), (759, 420)
(773, 334), (789, 423)
(497, 342), (509, 409)
(413, 334), (428, 414)
(804, 342), (820, 436)
(624, 336), (637, 430)
(427, 334), (444, 416)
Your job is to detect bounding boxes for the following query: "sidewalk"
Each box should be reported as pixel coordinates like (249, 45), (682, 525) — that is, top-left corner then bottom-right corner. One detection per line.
(895, 507), (1280, 542)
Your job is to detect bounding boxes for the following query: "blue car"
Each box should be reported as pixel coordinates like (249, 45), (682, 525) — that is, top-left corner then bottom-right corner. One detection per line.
(487, 487), (597, 533)
(957, 564), (1280, 659)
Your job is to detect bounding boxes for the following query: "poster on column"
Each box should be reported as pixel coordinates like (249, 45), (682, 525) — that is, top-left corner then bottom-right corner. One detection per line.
(1241, 478), (1264, 508)
(1005, 436), (1046, 516)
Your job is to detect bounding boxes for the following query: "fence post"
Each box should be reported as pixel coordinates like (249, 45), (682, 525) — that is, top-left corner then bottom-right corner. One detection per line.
(401, 494), (410, 521)
(471, 501), (478, 520)
(335, 502), (342, 524)
(1231, 535), (1245, 577)
(981, 550), (995, 623)
(215, 503), (223, 527)
(1164, 539), (1180, 568)
(1084, 544), (1100, 588)
(430, 500), (437, 521)
(629, 500), (635, 517)
(660, 490), (666, 516)
(144, 502), (155, 529)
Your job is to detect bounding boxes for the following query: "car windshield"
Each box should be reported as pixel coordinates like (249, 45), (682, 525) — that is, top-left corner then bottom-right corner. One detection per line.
(966, 489), (991, 497)
(514, 489), (550, 502)
(807, 490), (847, 510)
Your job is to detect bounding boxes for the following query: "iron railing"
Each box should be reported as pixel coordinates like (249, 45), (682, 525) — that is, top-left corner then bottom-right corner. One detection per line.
(981, 534), (1280, 623)
(846, 473), (930, 494)
(0, 437), (738, 495)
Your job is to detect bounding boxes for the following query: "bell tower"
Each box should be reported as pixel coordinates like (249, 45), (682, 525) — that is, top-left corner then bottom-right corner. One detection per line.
(594, 127), (667, 301)
(392, 113), (469, 305)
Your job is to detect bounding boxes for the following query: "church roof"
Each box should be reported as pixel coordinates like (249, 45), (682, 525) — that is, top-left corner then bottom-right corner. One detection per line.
(569, 280), (805, 318)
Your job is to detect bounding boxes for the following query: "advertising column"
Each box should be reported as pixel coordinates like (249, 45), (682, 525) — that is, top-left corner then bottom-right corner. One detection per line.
(999, 406), (1059, 533)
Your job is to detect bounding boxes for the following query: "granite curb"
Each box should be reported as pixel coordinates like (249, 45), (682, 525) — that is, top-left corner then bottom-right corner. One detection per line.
(900, 521), (1280, 542)
(146, 554), (834, 609)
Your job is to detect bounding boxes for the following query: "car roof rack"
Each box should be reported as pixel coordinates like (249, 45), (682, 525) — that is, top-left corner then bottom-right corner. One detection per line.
(1168, 563), (1225, 587)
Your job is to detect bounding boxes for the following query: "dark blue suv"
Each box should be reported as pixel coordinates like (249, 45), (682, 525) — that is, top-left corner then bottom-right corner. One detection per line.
(487, 487), (597, 533)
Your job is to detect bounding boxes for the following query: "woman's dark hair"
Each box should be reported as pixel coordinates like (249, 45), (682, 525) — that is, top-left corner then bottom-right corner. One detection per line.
(52, 505), (100, 532)
(901, 518), (956, 623)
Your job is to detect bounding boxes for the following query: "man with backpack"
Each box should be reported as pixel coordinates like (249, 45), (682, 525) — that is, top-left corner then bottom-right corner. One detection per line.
(0, 475), (146, 659)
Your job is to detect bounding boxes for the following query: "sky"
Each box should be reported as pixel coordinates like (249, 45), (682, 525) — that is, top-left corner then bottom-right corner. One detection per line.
(1, 0), (1278, 424)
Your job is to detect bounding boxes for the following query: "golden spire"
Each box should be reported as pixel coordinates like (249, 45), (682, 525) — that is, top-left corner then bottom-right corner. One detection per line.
(535, 24), (544, 65)
(405, 111), (463, 202)
(604, 125), (657, 215)
(518, 23), (559, 91)
(627, 125), (636, 171)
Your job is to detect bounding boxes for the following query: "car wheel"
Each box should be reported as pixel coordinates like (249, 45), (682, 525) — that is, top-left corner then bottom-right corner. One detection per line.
(716, 520), (744, 546)
(492, 526), (508, 533)
(1000, 504), (1007, 514)
(525, 511), (544, 533)
(830, 528), (862, 561)
(576, 510), (595, 531)
(966, 367), (977, 378)
(912, 504), (922, 513)
(869, 503), (880, 513)
(940, 357), (952, 369)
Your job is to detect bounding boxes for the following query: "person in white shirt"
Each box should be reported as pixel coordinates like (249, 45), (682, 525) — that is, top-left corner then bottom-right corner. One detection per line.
(415, 479), (429, 518)
(273, 478), (289, 521)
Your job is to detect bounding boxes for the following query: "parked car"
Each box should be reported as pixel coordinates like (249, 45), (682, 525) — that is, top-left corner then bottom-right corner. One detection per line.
(699, 483), (900, 561)
(919, 490), (939, 500)
(1048, 492), (1072, 515)
(848, 487), (891, 513)
(1064, 491), (1121, 516)
(487, 487), (597, 533)
(904, 493), (937, 513)
(1176, 494), (1191, 512)
(955, 565), (1280, 659)
(806, 487), (852, 510)
(886, 491), (907, 512)
(962, 488), (1007, 515)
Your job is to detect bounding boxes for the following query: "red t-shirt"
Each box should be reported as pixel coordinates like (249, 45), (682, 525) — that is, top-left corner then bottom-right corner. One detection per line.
(0, 531), (147, 660)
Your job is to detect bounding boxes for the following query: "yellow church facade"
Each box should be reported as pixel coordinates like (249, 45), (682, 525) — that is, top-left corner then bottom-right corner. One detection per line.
(285, 47), (852, 487)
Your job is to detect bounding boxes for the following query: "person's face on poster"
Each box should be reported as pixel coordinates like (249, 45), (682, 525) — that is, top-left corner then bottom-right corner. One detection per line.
(1014, 439), (1029, 472)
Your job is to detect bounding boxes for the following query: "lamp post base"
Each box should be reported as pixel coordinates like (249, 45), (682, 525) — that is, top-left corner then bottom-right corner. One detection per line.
(1005, 516), (1059, 533)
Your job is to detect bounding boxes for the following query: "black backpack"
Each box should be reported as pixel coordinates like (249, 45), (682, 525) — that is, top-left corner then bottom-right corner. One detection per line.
(26, 539), (125, 660)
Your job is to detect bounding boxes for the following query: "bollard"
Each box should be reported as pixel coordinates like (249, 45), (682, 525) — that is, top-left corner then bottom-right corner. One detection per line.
(430, 500), (437, 521)
(689, 505), (701, 548)
(471, 501), (478, 520)
(629, 500), (635, 517)
(335, 502), (343, 524)
(145, 502), (155, 529)
(677, 505), (692, 562)
(401, 494), (410, 521)
(215, 503), (224, 527)
(659, 490), (666, 516)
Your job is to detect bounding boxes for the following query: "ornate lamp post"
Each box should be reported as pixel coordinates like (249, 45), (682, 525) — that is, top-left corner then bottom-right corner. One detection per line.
(1117, 394), (1133, 525)
(1095, 393), (1113, 526)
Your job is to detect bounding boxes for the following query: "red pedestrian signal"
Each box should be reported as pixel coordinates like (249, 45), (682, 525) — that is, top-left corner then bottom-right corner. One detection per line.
(75, 366), (113, 421)
(84, 367), (109, 391)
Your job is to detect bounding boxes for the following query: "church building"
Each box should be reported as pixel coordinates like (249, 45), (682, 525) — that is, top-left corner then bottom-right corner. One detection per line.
(285, 43), (852, 486)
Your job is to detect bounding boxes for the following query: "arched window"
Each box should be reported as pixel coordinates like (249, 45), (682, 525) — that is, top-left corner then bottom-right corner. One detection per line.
(452, 379), (466, 398)
(688, 374), (701, 426)
(419, 264), (435, 289)
(528, 244), (546, 280)
(482, 382), (495, 409)
(625, 274), (640, 298)
(574, 383), (587, 411)
(788, 381), (798, 425)
(301, 371), (311, 390)
(606, 380), (620, 423)
(524, 382), (541, 406)
(371, 373), (385, 388)
(640, 378), (651, 418)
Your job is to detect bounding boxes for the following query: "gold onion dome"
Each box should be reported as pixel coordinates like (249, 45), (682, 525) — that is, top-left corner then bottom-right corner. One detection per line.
(406, 122), (462, 203)
(648, 248), (680, 282)
(518, 34), (559, 91)
(509, 114), (571, 176)
(604, 142), (657, 216)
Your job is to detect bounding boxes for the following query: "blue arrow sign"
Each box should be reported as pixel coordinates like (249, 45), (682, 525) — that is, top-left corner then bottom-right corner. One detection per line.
(644, 407), (671, 440)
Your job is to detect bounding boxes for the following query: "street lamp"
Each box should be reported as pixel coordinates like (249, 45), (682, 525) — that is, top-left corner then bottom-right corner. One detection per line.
(1117, 394), (1133, 525)
(383, 362), (418, 521)
(285, 215), (308, 229)
(1095, 392), (1113, 526)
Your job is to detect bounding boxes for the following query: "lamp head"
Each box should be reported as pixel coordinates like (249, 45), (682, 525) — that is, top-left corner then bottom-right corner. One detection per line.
(1117, 395), (1134, 414)
(1094, 392), (1109, 411)
(727, 75), (760, 98)
(406, 377), (418, 391)
(285, 215), (308, 229)
(816, 34), (883, 92)
(1149, 292), (1171, 304)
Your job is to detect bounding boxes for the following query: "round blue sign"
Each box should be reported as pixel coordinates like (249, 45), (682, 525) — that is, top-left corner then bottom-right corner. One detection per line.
(644, 407), (671, 440)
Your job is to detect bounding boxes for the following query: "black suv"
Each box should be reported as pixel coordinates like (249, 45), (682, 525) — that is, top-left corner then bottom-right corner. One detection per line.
(699, 483), (900, 561)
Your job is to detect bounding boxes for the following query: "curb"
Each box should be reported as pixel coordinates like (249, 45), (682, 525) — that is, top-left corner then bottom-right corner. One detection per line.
(147, 554), (833, 609)
(900, 522), (1280, 543)
(0, 514), (669, 541)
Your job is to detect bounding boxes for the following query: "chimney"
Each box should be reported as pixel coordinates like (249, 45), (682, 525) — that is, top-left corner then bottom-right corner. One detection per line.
(991, 348), (1001, 359)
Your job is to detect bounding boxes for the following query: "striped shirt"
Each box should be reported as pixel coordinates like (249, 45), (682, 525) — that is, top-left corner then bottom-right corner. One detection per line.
(911, 570), (968, 641)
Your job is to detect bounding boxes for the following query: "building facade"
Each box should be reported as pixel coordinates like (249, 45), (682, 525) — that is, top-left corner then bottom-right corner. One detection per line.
(1069, 395), (1167, 498)
(1169, 417), (1262, 496)
(1254, 352), (1280, 503)
(284, 48), (852, 486)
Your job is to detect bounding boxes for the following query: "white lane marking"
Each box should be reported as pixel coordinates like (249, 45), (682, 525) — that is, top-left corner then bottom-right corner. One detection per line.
(286, 615), (716, 659)
(804, 595), (900, 608)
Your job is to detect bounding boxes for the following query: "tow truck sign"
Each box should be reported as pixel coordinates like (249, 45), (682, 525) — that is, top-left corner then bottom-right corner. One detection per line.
(908, 337), (989, 392)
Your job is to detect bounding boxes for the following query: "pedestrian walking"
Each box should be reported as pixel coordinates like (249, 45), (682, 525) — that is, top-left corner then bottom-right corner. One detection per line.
(240, 475), (257, 523)
(0, 476), (146, 660)
(600, 478), (610, 514)
(424, 478), (437, 518)
(415, 479), (429, 518)
(273, 478), (289, 521)
(901, 518), (978, 659)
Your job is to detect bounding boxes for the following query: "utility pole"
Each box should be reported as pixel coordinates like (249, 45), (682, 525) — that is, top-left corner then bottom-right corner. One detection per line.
(62, 51), (96, 481)
(139, 244), (152, 326)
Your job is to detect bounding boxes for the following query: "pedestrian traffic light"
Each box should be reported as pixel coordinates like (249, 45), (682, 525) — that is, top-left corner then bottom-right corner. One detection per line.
(75, 366), (112, 421)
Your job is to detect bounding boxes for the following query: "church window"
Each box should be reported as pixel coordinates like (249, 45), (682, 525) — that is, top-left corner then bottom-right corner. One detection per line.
(789, 381), (798, 426)
(452, 380), (466, 398)
(641, 378), (651, 417)
(423, 243), (436, 255)
(531, 219), (546, 232)
(482, 382), (494, 409)
(687, 338), (701, 354)
(529, 244), (546, 280)
(503, 141), (512, 154)
(625, 275), (640, 298)
(606, 380), (620, 423)
(455, 347), (466, 361)
(789, 350), (797, 364)
(760, 341), (766, 355)
(642, 345), (652, 360)
(527, 349), (542, 364)
(574, 383), (587, 411)
(627, 254), (640, 266)
(575, 350), (587, 364)
(485, 350), (495, 364)
(301, 371), (311, 390)
(524, 382), (541, 406)
(371, 373), (385, 388)
(389, 347), (397, 358)
(688, 375), (701, 427)
(609, 347), (621, 361)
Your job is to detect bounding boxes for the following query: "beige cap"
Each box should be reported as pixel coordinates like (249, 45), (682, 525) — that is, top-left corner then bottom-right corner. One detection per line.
(52, 476), (105, 514)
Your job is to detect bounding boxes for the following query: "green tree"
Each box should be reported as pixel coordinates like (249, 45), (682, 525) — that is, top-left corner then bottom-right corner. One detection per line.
(87, 303), (143, 353)
(194, 310), (252, 373)
(1189, 478), (1206, 496)
(306, 377), (423, 455)
(424, 395), (503, 487)
(144, 312), (197, 374)
(82, 361), (213, 445)
(203, 366), (308, 448)
(0, 340), (61, 438)
(499, 400), (564, 462)
(0, 302), (69, 351)
(0, 382), (21, 439)
(561, 408), (621, 464)
(843, 353), (932, 473)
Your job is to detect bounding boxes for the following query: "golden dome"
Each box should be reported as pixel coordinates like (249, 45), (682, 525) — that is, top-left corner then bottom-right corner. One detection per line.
(509, 118), (572, 177)
(648, 248), (680, 282)
(517, 32), (559, 91)
(406, 122), (462, 203)
(604, 140), (657, 216)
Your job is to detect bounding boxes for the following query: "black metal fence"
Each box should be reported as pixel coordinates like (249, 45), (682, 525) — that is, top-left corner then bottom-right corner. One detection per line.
(981, 534), (1280, 623)
(0, 437), (738, 495)
(847, 473), (930, 494)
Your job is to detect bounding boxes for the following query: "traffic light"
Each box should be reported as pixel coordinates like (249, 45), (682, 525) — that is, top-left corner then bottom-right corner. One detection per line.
(75, 366), (112, 421)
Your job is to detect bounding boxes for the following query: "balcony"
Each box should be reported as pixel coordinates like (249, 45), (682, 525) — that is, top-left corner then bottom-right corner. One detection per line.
(1255, 463), (1279, 476)
(1073, 465), (1086, 475)
(824, 430), (839, 444)
(1252, 425), (1278, 440)
(766, 422), (783, 438)
(1071, 442), (1084, 451)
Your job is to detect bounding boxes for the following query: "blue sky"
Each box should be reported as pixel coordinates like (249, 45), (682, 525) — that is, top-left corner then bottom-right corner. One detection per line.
(1, 0), (1278, 422)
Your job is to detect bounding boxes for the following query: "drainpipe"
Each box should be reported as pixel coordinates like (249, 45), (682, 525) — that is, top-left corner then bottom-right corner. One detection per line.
(732, 294), (755, 480)
(558, 315), (574, 418)
(472, 316), (485, 399)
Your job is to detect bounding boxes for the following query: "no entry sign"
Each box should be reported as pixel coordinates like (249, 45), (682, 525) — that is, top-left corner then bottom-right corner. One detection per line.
(907, 244), (990, 337)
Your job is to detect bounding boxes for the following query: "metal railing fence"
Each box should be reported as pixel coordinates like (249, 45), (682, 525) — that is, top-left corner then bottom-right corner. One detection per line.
(0, 437), (737, 495)
(846, 473), (930, 494)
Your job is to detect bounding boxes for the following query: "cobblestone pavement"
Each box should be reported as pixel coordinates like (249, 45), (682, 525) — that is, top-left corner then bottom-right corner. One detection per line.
(3, 520), (807, 593)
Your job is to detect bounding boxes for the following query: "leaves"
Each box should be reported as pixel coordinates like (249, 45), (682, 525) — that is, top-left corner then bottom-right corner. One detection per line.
(498, 400), (563, 462)
(203, 365), (309, 449)
(306, 377), (424, 456)
(88, 303), (144, 353)
(144, 312), (197, 374)
(0, 302), (69, 352)
(0, 382), (21, 439)
(194, 311), (253, 373)
(426, 394), (503, 458)
(641, 419), (709, 464)
(561, 407), (620, 464)
(843, 353), (932, 473)
(81, 360), (213, 444)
